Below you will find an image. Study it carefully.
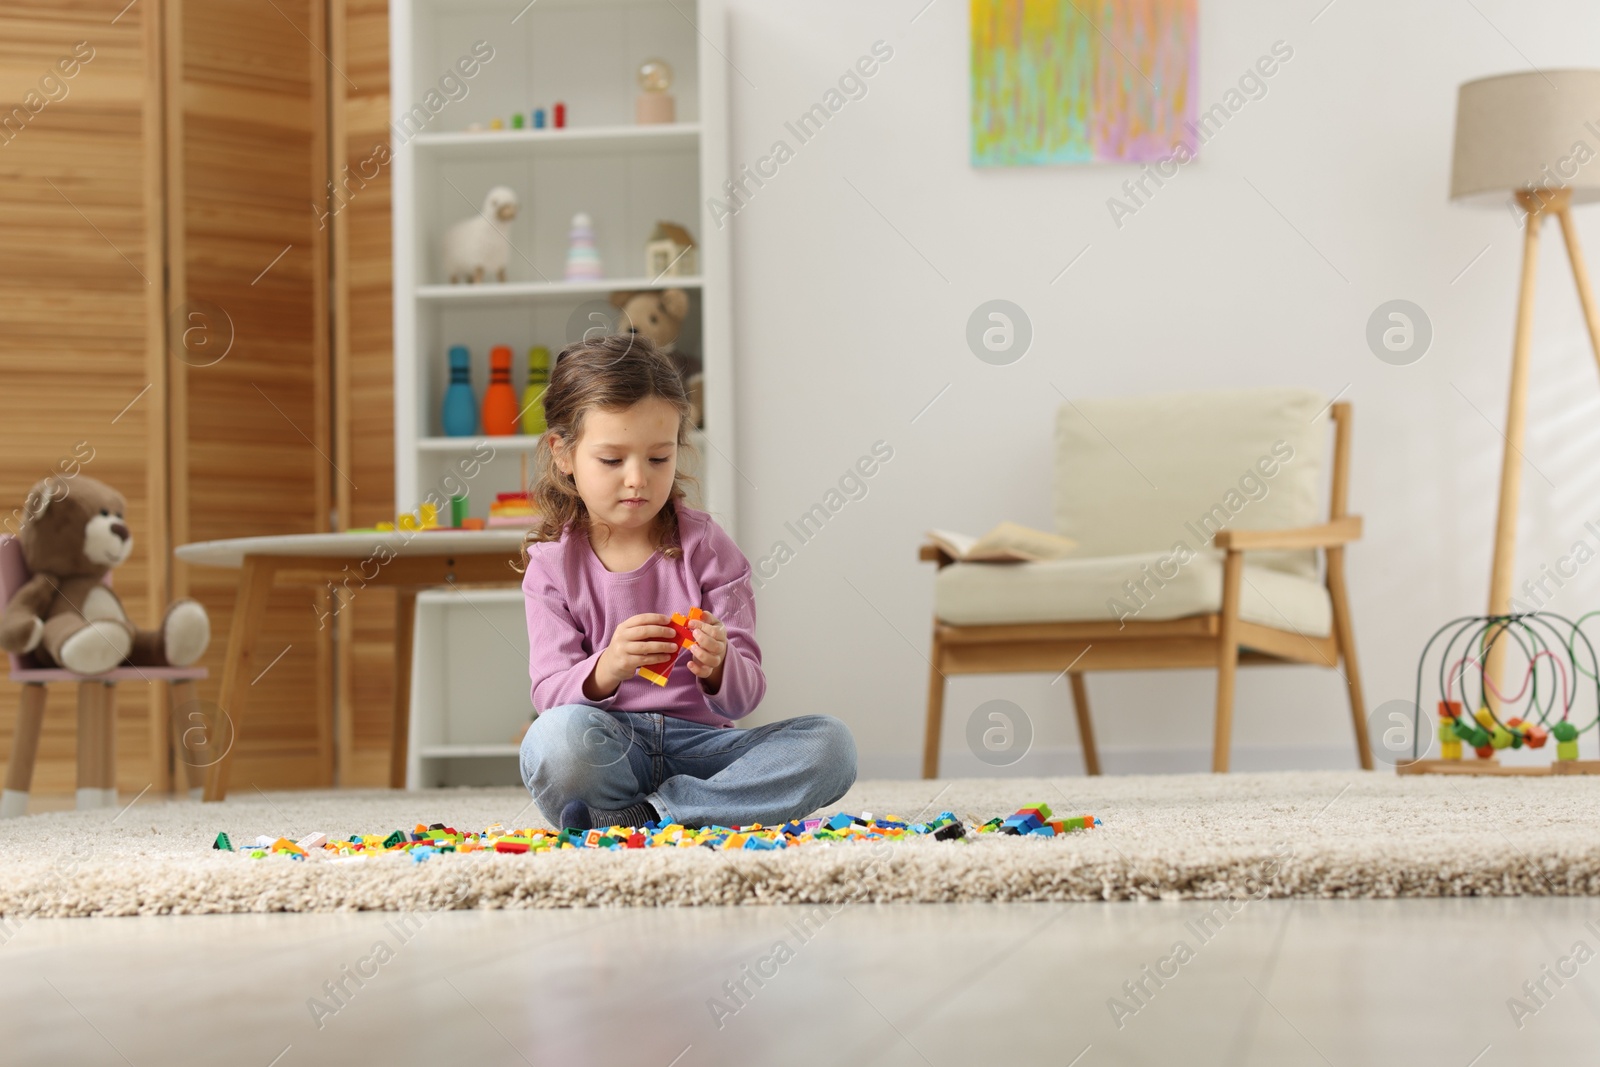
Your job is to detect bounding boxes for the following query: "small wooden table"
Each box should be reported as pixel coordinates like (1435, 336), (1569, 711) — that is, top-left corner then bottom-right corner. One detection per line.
(175, 530), (527, 800)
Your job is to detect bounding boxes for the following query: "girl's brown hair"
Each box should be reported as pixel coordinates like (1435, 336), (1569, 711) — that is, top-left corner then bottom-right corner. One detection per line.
(515, 333), (697, 570)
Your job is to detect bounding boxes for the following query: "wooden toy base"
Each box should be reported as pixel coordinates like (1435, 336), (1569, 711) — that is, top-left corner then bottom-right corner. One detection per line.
(1396, 759), (1600, 776)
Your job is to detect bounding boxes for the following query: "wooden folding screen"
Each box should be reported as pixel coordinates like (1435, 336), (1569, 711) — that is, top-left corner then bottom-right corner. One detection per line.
(0, 0), (391, 796)
(164, 0), (334, 791)
(0, 0), (169, 794)
(330, 0), (397, 785)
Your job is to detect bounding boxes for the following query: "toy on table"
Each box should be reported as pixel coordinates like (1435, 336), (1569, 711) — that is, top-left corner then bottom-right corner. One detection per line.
(553, 101), (566, 128)
(443, 185), (518, 284)
(637, 607), (702, 686)
(482, 345), (519, 435)
(441, 345), (478, 436)
(1405, 612), (1600, 775)
(356, 500), (484, 533)
(564, 212), (602, 281)
(511, 113), (525, 129)
(364, 503), (441, 533)
(487, 492), (537, 528)
(532, 108), (545, 129)
(522, 345), (551, 435)
(489, 117), (503, 130)
(636, 58), (675, 124)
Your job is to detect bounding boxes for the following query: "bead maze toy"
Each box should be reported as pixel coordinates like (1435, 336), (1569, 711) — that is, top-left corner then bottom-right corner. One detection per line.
(1399, 612), (1600, 776)
(637, 607), (702, 686)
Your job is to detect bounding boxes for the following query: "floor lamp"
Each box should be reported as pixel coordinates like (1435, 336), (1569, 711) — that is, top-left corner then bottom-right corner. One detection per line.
(1450, 70), (1600, 700)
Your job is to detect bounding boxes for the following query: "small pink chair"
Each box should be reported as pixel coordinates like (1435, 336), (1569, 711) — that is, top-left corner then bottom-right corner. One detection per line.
(0, 534), (208, 816)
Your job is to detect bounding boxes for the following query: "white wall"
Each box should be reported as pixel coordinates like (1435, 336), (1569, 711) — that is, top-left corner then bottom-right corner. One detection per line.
(716, 0), (1600, 776)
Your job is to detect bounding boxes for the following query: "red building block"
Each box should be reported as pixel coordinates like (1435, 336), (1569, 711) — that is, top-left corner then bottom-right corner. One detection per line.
(637, 607), (704, 686)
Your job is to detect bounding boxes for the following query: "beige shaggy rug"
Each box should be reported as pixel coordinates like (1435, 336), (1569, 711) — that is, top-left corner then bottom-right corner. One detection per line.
(3, 771), (1600, 916)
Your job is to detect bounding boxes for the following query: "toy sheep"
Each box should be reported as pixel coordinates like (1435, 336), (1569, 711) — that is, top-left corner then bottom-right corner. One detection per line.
(443, 185), (519, 284)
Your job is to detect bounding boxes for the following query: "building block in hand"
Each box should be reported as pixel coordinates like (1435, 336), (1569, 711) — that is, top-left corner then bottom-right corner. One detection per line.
(636, 607), (704, 686)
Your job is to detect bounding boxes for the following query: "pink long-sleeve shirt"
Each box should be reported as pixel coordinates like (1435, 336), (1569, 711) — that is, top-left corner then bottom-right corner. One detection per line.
(522, 505), (765, 725)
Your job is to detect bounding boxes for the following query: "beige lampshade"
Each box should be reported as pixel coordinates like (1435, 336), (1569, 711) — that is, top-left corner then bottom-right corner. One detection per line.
(1450, 69), (1600, 206)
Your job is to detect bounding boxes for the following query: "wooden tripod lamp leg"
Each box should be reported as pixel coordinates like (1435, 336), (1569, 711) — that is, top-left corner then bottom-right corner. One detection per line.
(1485, 191), (1547, 703)
(1556, 200), (1600, 376)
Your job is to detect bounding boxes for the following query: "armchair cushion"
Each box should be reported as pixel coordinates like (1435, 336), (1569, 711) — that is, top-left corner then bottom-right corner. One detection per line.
(934, 550), (1333, 637)
(1054, 388), (1329, 580)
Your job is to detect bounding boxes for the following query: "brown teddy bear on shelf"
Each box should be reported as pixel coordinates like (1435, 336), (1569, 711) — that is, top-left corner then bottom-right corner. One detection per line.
(0, 475), (210, 674)
(609, 287), (703, 427)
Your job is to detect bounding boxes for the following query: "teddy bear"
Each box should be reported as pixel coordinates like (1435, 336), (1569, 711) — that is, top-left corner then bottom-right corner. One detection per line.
(609, 287), (703, 427)
(0, 475), (210, 675)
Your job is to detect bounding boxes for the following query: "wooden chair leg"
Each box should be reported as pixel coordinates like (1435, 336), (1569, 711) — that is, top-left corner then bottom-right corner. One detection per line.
(100, 682), (117, 808)
(1212, 551), (1244, 773)
(151, 680), (172, 796)
(922, 625), (946, 779)
(77, 680), (104, 809)
(2, 684), (48, 817)
(1326, 547), (1373, 770)
(1069, 673), (1101, 776)
(389, 588), (418, 789)
(169, 679), (208, 797)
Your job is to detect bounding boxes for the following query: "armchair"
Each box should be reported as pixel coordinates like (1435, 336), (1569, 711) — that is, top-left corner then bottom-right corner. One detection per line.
(919, 388), (1370, 776)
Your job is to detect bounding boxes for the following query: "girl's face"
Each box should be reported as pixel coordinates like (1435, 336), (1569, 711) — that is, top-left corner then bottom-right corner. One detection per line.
(553, 398), (680, 536)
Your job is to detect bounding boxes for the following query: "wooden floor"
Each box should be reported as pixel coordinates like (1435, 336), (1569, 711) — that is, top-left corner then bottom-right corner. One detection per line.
(2, 899), (1594, 1065)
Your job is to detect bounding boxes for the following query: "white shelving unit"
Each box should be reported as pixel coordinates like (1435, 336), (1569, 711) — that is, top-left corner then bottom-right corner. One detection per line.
(390, 0), (734, 788)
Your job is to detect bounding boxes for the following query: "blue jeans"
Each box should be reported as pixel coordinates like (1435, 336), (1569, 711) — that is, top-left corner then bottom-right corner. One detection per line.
(519, 705), (858, 829)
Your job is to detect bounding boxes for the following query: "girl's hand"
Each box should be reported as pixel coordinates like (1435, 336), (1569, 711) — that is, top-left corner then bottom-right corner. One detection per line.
(686, 612), (728, 690)
(588, 613), (680, 699)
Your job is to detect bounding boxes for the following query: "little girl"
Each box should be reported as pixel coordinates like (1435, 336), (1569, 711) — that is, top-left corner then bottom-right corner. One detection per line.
(516, 333), (857, 831)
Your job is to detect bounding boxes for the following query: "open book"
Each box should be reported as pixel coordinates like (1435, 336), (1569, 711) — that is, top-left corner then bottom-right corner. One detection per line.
(925, 522), (1077, 563)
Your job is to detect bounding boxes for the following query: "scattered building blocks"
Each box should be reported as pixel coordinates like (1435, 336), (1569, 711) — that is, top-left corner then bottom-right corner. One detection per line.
(216, 802), (1104, 861)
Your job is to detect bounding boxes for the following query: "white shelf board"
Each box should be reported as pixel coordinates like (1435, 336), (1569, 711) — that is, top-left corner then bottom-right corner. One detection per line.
(416, 744), (522, 759)
(419, 434), (543, 452)
(412, 123), (700, 156)
(417, 276), (702, 305)
(418, 0), (679, 11)
(417, 586), (526, 606)
(418, 425), (705, 452)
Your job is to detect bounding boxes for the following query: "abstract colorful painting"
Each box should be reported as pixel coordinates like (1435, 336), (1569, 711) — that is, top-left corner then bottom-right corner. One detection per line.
(971, 0), (1197, 166)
